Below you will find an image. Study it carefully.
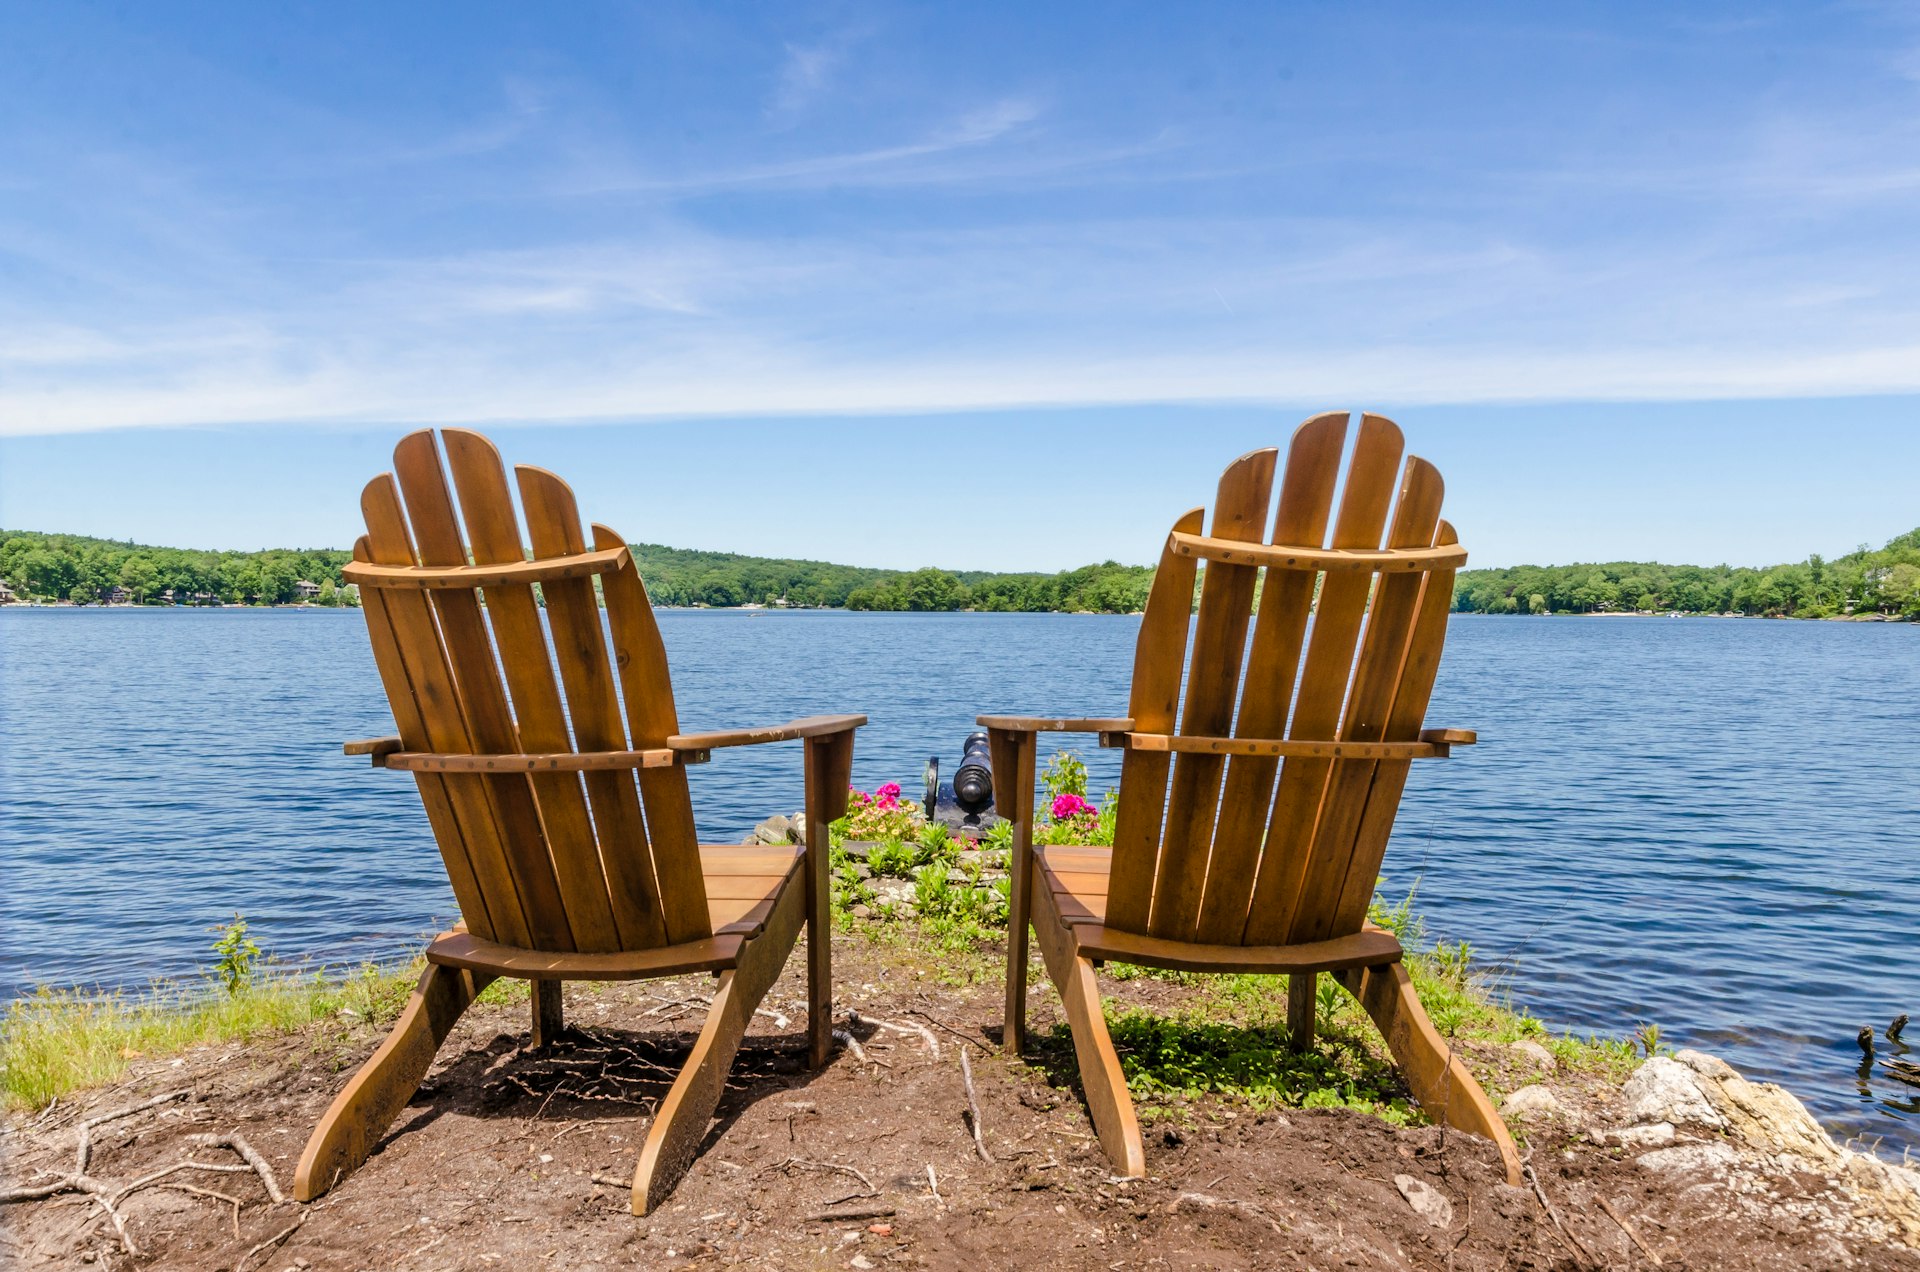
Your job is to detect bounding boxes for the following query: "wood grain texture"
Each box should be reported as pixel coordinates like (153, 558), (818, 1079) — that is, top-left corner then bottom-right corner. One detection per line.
(1196, 412), (1346, 943)
(1152, 449), (1277, 940)
(444, 431), (633, 951)
(632, 865), (807, 1214)
(1335, 961), (1521, 1186)
(1242, 415), (1405, 945)
(380, 748), (679, 773)
(341, 544), (629, 589)
(293, 962), (492, 1200)
(391, 431), (575, 951)
(1030, 880), (1146, 1178)
(803, 730), (854, 1069)
(973, 716), (1134, 733)
(592, 521), (711, 945)
(360, 476), (534, 948)
(1166, 533), (1464, 572)
(1286, 449), (1444, 944)
(988, 728), (1037, 1055)
(672, 715), (868, 749)
(1327, 517), (1465, 934)
(1105, 506), (1205, 933)
(518, 462), (669, 951)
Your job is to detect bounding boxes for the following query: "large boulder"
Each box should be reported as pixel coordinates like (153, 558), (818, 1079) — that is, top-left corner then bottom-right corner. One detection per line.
(1619, 1055), (1726, 1129)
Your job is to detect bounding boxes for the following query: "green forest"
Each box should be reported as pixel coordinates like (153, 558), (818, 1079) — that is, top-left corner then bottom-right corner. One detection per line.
(1449, 528), (1920, 618)
(5, 526), (1916, 619)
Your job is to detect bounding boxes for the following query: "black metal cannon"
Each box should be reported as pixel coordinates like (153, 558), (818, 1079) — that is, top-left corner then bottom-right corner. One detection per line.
(923, 731), (999, 830)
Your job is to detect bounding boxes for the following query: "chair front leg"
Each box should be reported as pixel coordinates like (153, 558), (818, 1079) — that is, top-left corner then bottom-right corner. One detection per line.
(802, 729), (854, 1070)
(294, 957), (492, 1201)
(988, 727), (1038, 1055)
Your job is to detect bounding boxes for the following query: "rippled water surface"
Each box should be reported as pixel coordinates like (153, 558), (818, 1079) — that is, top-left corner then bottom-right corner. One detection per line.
(3, 608), (1915, 1149)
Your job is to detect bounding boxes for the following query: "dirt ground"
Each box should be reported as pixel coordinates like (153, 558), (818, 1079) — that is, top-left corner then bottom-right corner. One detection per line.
(4, 936), (1913, 1272)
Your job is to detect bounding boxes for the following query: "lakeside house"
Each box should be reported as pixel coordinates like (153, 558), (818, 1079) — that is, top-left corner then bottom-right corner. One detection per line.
(295, 580), (321, 600)
(0, 580), (16, 604)
(104, 584), (133, 605)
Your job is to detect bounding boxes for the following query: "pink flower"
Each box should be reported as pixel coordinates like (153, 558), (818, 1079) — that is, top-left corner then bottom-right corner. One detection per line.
(877, 782), (902, 800)
(1050, 793), (1095, 821)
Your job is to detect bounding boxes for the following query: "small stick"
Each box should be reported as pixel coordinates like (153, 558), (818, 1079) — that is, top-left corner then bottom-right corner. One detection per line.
(832, 1029), (872, 1066)
(74, 1089), (192, 1174)
(1598, 1196), (1664, 1266)
(1524, 1163), (1598, 1266)
(184, 1132), (287, 1203)
(907, 1006), (984, 1052)
(591, 1173), (630, 1189)
(926, 1163), (943, 1209)
(758, 1156), (876, 1192)
(235, 1210), (306, 1272)
(803, 1203), (896, 1223)
(959, 1048), (993, 1163)
(855, 1012), (940, 1059)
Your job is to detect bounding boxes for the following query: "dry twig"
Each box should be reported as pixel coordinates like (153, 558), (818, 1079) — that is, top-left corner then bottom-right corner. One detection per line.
(958, 1047), (993, 1163)
(183, 1132), (287, 1203)
(235, 1210), (306, 1272)
(1598, 1195), (1664, 1266)
(1525, 1162), (1599, 1267)
(804, 1203), (896, 1223)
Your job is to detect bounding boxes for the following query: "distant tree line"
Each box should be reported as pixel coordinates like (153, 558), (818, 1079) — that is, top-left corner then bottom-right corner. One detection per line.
(0, 531), (356, 606)
(10, 525), (1916, 620)
(632, 543), (1154, 613)
(1450, 528), (1920, 618)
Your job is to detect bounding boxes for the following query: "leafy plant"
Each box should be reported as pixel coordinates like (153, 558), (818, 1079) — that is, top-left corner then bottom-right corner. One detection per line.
(843, 782), (924, 843)
(1042, 750), (1088, 799)
(209, 913), (261, 995)
(866, 839), (919, 878)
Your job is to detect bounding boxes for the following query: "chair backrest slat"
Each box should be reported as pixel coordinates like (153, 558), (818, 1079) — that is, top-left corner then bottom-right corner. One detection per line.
(359, 475), (544, 948)
(1105, 507), (1204, 932)
(1105, 413), (1463, 951)
(353, 429), (707, 955)
(1277, 453), (1444, 945)
(388, 436), (578, 951)
(515, 462), (675, 949)
(1326, 517), (1461, 935)
(591, 522), (711, 945)
(1240, 415), (1405, 943)
(1191, 412), (1348, 943)
(353, 537), (504, 942)
(435, 433), (623, 953)
(1146, 448), (1276, 940)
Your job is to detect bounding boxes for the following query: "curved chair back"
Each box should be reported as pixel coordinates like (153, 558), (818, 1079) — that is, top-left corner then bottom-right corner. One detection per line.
(343, 429), (707, 955)
(1106, 412), (1465, 946)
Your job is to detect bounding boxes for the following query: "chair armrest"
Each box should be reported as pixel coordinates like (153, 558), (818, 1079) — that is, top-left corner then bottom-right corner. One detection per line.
(667, 713), (867, 752)
(344, 736), (403, 760)
(1419, 728), (1476, 746)
(975, 715), (1135, 734)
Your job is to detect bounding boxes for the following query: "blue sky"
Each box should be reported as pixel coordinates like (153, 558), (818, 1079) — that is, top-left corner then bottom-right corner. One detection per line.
(2, 2), (1917, 569)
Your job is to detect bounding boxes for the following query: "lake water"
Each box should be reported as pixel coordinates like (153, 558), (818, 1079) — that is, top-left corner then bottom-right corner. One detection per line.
(2, 608), (1915, 1153)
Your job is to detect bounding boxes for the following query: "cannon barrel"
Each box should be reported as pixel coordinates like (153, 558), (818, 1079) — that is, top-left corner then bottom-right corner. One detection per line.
(951, 730), (994, 814)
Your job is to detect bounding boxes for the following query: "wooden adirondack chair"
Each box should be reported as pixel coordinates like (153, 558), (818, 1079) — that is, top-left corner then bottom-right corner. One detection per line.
(292, 428), (863, 1214)
(983, 412), (1522, 1186)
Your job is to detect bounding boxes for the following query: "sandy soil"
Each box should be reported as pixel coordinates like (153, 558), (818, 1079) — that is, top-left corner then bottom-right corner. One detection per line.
(4, 936), (1913, 1271)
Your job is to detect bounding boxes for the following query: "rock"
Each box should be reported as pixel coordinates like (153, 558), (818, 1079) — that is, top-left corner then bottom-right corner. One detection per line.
(1675, 1048), (1737, 1080)
(1509, 1040), (1557, 1071)
(1620, 1056), (1727, 1129)
(1637, 1141), (1740, 1173)
(791, 811), (806, 845)
(840, 840), (873, 861)
(849, 905), (871, 920)
(1501, 1084), (1563, 1122)
(1393, 1174), (1453, 1229)
(753, 814), (794, 845)
(1590, 1122), (1676, 1148)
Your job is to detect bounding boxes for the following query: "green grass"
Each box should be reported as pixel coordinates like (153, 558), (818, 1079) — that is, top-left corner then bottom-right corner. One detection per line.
(1, 962), (418, 1112)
